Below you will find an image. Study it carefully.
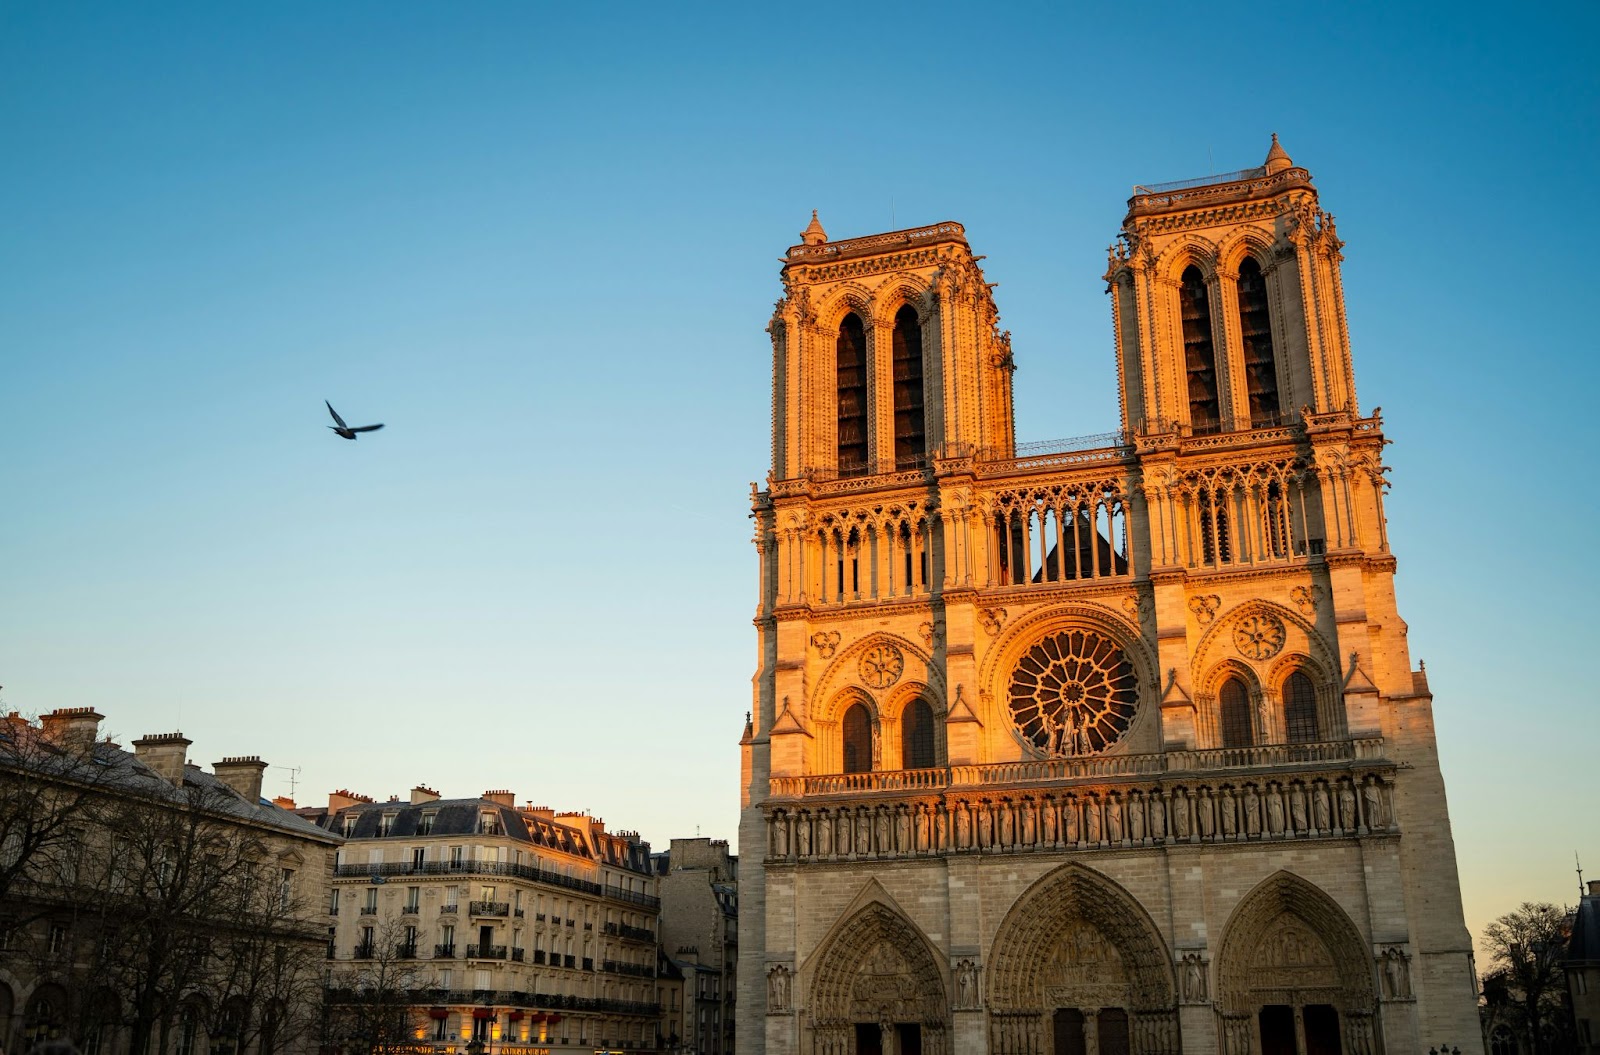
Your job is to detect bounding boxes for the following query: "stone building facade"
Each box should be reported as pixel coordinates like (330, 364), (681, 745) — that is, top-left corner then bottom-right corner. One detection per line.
(0, 708), (339, 1055)
(655, 838), (739, 1054)
(738, 139), (1481, 1055)
(1567, 881), (1600, 1054)
(306, 787), (662, 1053)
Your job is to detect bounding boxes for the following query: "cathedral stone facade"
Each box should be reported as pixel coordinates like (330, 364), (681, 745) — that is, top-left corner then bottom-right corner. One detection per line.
(737, 139), (1481, 1055)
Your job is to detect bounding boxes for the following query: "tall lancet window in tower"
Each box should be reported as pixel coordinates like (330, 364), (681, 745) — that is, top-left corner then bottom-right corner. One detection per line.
(837, 313), (869, 476)
(1180, 266), (1220, 433)
(1284, 671), (1320, 743)
(841, 702), (873, 773)
(1237, 257), (1281, 427)
(1219, 677), (1254, 748)
(891, 306), (926, 469)
(901, 698), (935, 770)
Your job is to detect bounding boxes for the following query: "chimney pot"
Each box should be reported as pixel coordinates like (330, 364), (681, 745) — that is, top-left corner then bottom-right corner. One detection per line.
(132, 732), (192, 786)
(213, 756), (269, 803)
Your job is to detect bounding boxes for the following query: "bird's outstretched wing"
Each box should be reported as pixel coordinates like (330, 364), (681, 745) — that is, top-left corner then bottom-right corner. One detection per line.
(350, 423), (385, 433)
(325, 401), (348, 429)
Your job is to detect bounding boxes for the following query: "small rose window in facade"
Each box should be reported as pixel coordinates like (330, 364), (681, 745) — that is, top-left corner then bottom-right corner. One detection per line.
(1007, 629), (1138, 755)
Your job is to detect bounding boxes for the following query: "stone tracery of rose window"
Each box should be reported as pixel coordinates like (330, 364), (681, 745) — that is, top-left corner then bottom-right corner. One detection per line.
(1007, 629), (1139, 756)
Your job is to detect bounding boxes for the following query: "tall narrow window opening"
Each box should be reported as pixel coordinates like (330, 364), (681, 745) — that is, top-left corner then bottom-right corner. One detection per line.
(891, 306), (926, 469)
(901, 699), (935, 770)
(1237, 257), (1281, 427)
(842, 703), (873, 774)
(1180, 266), (1220, 432)
(1284, 671), (1320, 743)
(837, 313), (869, 476)
(1220, 678), (1254, 748)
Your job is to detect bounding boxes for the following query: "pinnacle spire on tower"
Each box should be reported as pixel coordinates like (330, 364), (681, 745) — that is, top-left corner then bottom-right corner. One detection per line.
(1264, 132), (1293, 174)
(800, 210), (828, 246)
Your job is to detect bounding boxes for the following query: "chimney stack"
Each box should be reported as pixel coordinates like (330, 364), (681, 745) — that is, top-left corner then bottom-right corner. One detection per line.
(483, 789), (515, 807)
(40, 707), (105, 755)
(132, 732), (192, 786)
(411, 785), (440, 805)
(213, 756), (268, 803)
(1589, 880), (1600, 897)
(329, 789), (372, 811)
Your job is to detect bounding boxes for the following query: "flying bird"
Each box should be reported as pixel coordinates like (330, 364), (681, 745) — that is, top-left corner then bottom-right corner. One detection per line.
(325, 401), (384, 440)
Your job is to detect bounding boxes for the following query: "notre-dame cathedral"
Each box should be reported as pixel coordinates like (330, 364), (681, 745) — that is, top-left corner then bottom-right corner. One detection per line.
(737, 138), (1480, 1055)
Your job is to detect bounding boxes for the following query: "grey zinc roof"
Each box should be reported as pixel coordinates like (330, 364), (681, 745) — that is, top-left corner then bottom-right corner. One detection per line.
(1569, 892), (1600, 965)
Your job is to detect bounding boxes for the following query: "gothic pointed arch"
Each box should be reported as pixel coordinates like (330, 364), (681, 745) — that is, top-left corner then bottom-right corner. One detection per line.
(805, 890), (949, 1048)
(988, 863), (1176, 1013)
(1215, 870), (1377, 1018)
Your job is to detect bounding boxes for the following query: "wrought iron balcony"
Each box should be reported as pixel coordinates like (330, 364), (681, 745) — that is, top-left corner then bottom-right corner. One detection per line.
(396, 943), (419, 959)
(352, 944), (375, 960)
(469, 900), (510, 917)
(465, 944), (508, 960)
(440, 904), (458, 915)
(359, 906), (378, 915)
(511, 947), (525, 962)
(401, 905), (419, 915)
(434, 944), (456, 958)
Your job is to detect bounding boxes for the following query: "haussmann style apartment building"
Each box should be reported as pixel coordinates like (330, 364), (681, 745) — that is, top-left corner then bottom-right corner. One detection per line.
(305, 787), (662, 1054)
(739, 137), (1481, 1055)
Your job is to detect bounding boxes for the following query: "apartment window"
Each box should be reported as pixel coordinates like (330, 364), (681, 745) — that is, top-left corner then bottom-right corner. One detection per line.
(342, 814), (357, 837)
(479, 811), (500, 835)
(329, 888), (340, 915)
(418, 811), (437, 835)
(363, 887), (378, 914)
(379, 812), (398, 836)
(433, 1015), (450, 1041)
(450, 846), (464, 867)
(474, 969), (492, 992)
(442, 924), (456, 948)
(412, 846), (425, 868)
(405, 886), (420, 913)
(278, 868), (295, 911)
(48, 922), (68, 954)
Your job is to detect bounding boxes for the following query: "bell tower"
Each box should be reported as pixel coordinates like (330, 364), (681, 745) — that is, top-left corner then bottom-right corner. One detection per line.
(1107, 134), (1356, 436)
(768, 214), (1014, 480)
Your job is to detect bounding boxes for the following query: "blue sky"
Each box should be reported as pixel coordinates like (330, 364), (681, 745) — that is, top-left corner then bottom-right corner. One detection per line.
(1, 2), (1595, 941)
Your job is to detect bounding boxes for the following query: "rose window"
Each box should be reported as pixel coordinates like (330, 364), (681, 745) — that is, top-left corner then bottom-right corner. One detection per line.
(1007, 629), (1139, 755)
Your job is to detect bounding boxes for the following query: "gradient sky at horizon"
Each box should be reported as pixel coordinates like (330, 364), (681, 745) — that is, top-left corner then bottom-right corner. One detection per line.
(2, 2), (1596, 946)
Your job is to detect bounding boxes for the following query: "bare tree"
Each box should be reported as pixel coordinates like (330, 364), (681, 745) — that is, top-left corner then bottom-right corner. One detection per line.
(324, 917), (429, 1055)
(1481, 901), (1575, 1055)
(0, 711), (116, 921)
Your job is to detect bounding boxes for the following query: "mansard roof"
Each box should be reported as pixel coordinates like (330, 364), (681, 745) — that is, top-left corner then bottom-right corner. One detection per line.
(1569, 887), (1600, 965)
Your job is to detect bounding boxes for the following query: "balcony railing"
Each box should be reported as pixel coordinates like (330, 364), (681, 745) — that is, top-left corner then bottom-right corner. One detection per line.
(396, 944), (418, 959)
(435, 944), (456, 958)
(770, 738), (1386, 798)
(401, 905), (419, 915)
(330, 860), (660, 911)
(563, 954), (576, 968)
(533, 950), (546, 965)
(582, 957), (594, 971)
(359, 906), (378, 915)
(603, 960), (655, 978)
(352, 944), (375, 960)
(511, 947), (525, 962)
(465, 944), (508, 960)
(324, 986), (660, 1019)
(469, 900), (510, 917)
(440, 904), (458, 915)
(604, 922), (656, 944)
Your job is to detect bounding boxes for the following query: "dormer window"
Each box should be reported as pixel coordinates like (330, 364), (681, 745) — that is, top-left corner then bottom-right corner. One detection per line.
(418, 811), (437, 835)
(379, 812), (397, 837)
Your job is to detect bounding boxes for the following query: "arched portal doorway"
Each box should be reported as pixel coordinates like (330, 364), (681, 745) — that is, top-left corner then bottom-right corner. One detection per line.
(807, 900), (949, 1055)
(986, 863), (1179, 1055)
(1215, 872), (1378, 1055)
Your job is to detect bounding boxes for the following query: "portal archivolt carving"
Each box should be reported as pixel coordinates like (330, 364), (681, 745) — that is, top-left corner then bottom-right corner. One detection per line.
(1215, 871), (1376, 1016)
(808, 901), (948, 1031)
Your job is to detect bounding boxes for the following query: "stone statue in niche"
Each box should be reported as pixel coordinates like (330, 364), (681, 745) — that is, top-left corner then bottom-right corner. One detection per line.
(1173, 790), (1191, 839)
(1290, 784), (1308, 832)
(1042, 799), (1058, 844)
(894, 808), (909, 853)
(774, 813), (789, 857)
(1380, 947), (1412, 999)
(1244, 786), (1261, 836)
(1107, 798), (1124, 843)
(1363, 778), (1384, 828)
(915, 806), (929, 851)
(1313, 782), (1332, 832)
(955, 804), (971, 848)
(1267, 785), (1285, 834)
(1150, 792), (1166, 839)
(1338, 782), (1357, 831)
(1085, 798), (1102, 843)
(1180, 952), (1208, 1002)
(767, 964), (792, 1012)
(1129, 795), (1145, 841)
(875, 808), (890, 853)
(935, 805), (949, 849)
(797, 815), (811, 857)
(1064, 799), (1080, 843)
(855, 811), (870, 855)
(1021, 799), (1037, 845)
(1196, 790), (1215, 839)
(999, 803), (1015, 846)
(955, 959), (980, 1008)
(1219, 789), (1237, 838)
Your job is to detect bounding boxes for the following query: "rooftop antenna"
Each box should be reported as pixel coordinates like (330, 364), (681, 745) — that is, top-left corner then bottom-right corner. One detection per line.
(696, 824), (701, 837)
(286, 765), (303, 801)
(1579, 852), (1587, 897)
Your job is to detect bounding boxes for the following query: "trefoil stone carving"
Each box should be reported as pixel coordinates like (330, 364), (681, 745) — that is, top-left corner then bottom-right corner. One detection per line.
(980, 607), (1008, 636)
(1188, 595), (1221, 625)
(811, 630), (841, 658)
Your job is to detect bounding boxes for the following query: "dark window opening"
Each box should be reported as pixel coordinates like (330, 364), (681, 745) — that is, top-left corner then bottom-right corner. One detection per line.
(1181, 266), (1220, 432)
(901, 699), (936, 770)
(837, 313), (869, 475)
(1238, 256), (1281, 427)
(1220, 678), (1254, 748)
(842, 703), (873, 774)
(1201, 499), (1232, 565)
(891, 306), (926, 469)
(1285, 671), (1320, 743)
